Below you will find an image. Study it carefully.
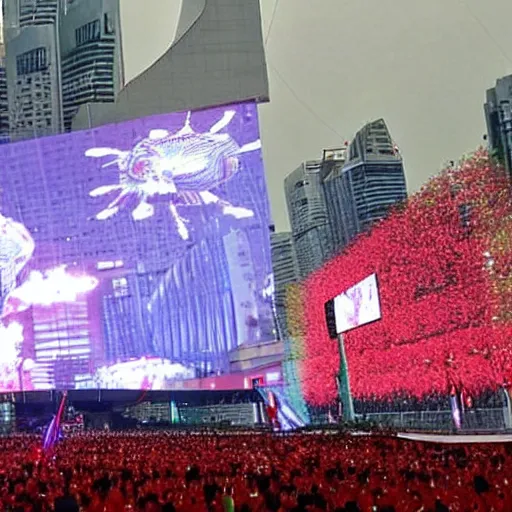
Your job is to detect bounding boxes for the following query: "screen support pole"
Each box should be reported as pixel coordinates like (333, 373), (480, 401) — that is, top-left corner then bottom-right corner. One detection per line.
(337, 333), (355, 422)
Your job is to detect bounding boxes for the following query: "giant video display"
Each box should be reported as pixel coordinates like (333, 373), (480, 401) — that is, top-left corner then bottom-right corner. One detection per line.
(334, 274), (381, 335)
(0, 102), (275, 391)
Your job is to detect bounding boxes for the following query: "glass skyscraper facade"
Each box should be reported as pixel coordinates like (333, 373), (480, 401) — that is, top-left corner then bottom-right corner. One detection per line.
(340, 119), (407, 235)
(4, 0), (123, 139)
(485, 74), (512, 179)
(284, 120), (406, 280)
(148, 224), (273, 375)
(284, 160), (332, 278)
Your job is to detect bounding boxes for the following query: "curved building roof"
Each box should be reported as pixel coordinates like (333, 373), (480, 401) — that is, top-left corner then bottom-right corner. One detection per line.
(72, 0), (269, 130)
(346, 118), (400, 166)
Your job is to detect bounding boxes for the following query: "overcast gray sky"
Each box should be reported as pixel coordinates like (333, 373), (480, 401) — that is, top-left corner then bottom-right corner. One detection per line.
(118, 0), (512, 230)
(258, 0), (512, 230)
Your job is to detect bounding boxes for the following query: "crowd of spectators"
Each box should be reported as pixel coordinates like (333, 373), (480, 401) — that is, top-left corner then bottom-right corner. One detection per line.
(0, 431), (511, 511)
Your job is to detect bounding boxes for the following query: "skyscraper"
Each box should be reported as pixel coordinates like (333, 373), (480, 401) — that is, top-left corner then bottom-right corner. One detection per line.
(0, 4), (8, 142)
(148, 225), (241, 374)
(485, 74), (512, 179)
(4, 23), (61, 139)
(284, 160), (332, 278)
(3, 0), (122, 140)
(285, 120), (406, 279)
(59, 0), (123, 131)
(10, 0), (60, 27)
(340, 119), (407, 236)
(31, 298), (100, 389)
(270, 232), (299, 339)
(0, 45), (8, 143)
(100, 269), (157, 364)
(318, 148), (350, 254)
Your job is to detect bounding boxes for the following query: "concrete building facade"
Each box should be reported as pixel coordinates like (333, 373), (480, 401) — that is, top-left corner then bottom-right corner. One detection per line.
(318, 148), (350, 254)
(341, 119), (407, 236)
(5, 23), (61, 139)
(270, 231), (299, 339)
(0, 54), (8, 143)
(284, 120), (406, 280)
(59, 0), (123, 130)
(3, 0), (123, 139)
(285, 160), (332, 278)
(485, 74), (512, 179)
(71, 0), (269, 130)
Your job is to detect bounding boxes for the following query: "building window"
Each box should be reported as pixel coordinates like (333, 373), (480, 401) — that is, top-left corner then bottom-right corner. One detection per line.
(104, 13), (114, 34)
(112, 277), (129, 298)
(75, 19), (101, 47)
(16, 47), (48, 76)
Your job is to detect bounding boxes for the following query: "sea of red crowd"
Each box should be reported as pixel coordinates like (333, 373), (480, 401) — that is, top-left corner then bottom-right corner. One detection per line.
(0, 431), (511, 512)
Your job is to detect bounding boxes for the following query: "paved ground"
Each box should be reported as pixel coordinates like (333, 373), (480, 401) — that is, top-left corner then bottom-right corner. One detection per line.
(397, 432), (512, 443)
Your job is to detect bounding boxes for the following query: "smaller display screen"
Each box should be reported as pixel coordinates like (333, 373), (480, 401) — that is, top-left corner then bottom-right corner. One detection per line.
(334, 274), (381, 334)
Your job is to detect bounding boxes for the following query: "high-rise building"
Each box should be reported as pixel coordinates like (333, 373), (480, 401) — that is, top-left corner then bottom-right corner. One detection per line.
(285, 120), (406, 278)
(285, 160), (332, 278)
(3, 0), (123, 140)
(0, 10), (9, 143)
(59, 0), (123, 131)
(10, 0), (60, 27)
(4, 23), (61, 139)
(485, 75), (512, 178)
(30, 296), (102, 389)
(100, 270), (156, 364)
(319, 148), (350, 254)
(340, 119), (407, 237)
(148, 223), (275, 374)
(0, 55), (9, 143)
(149, 225), (239, 374)
(270, 232), (299, 339)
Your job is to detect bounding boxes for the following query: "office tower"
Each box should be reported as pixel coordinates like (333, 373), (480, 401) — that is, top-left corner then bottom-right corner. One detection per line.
(0, 18), (9, 143)
(319, 148), (350, 253)
(100, 270), (157, 364)
(340, 119), (407, 237)
(283, 149), (347, 279)
(4, 22), (61, 139)
(285, 160), (332, 278)
(59, 0), (123, 131)
(285, 120), (406, 278)
(30, 295), (102, 389)
(270, 232), (299, 339)
(149, 222), (275, 373)
(485, 75), (512, 178)
(0, 60), (8, 143)
(3, 0), (122, 140)
(8, 0), (60, 27)
(148, 224), (239, 373)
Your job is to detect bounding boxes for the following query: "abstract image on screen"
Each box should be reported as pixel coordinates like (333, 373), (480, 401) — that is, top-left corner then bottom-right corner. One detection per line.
(334, 274), (381, 334)
(0, 102), (275, 391)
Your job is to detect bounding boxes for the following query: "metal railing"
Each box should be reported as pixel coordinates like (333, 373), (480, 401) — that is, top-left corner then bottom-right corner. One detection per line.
(357, 408), (508, 432)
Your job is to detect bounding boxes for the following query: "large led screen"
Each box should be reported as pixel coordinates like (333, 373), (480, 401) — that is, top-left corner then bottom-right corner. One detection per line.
(0, 102), (275, 391)
(334, 274), (381, 334)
